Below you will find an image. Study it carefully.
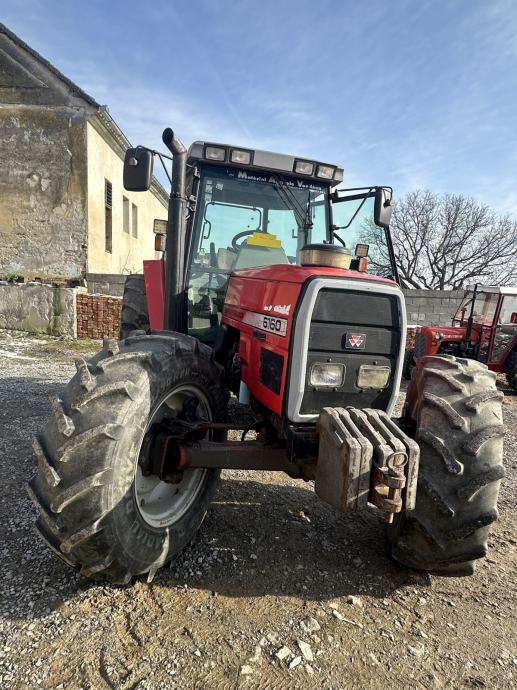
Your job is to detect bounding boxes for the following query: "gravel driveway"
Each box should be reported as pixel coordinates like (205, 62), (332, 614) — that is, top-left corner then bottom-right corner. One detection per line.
(0, 331), (516, 690)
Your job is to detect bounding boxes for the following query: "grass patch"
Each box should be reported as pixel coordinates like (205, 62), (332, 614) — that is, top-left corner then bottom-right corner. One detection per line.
(25, 337), (101, 359)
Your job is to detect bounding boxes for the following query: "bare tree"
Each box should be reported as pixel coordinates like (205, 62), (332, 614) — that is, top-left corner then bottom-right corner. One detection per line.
(367, 191), (517, 289)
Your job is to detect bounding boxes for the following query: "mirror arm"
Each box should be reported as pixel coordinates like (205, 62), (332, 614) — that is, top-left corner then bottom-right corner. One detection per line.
(156, 153), (172, 185)
(385, 226), (400, 284)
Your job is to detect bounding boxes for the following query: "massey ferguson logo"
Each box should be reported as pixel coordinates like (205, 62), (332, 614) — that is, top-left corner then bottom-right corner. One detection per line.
(345, 333), (366, 349)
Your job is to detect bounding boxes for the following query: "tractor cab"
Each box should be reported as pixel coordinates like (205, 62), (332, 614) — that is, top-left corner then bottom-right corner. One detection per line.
(181, 146), (397, 344)
(125, 136), (398, 346)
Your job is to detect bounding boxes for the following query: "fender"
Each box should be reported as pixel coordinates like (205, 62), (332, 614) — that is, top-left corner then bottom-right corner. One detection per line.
(143, 259), (165, 330)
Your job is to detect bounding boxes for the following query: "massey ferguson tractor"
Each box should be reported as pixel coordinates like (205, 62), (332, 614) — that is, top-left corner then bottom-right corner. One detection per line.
(404, 284), (517, 391)
(28, 129), (505, 583)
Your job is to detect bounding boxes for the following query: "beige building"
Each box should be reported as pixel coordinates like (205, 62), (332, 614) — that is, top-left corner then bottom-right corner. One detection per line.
(85, 115), (168, 275)
(0, 22), (168, 281)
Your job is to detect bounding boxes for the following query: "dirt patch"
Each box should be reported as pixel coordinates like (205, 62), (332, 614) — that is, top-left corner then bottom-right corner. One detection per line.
(0, 332), (515, 689)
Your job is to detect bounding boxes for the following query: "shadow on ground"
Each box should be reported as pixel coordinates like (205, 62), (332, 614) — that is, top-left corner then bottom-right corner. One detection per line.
(8, 476), (429, 622)
(1, 374), (428, 622)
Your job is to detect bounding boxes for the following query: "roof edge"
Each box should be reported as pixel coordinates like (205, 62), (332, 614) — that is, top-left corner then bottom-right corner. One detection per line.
(0, 21), (100, 108)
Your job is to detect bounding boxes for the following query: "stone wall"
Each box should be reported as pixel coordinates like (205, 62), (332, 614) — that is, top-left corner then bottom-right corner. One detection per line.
(0, 283), (78, 336)
(0, 25), (92, 280)
(402, 289), (463, 326)
(0, 106), (89, 280)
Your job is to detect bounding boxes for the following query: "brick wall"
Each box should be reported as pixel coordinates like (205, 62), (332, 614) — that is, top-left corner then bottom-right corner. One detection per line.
(406, 327), (416, 349)
(76, 294), (122, 339)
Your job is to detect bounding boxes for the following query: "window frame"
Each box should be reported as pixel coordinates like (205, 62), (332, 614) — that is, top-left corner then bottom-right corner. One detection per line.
(104, 179), (113, 254)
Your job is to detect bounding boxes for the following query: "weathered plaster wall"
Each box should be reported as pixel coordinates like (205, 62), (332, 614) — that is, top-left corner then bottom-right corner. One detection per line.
(0, 284), (79, 336)
(0, 106), (88, 278)
(86, 122), (167, 274)
(0, 27), (92, 280)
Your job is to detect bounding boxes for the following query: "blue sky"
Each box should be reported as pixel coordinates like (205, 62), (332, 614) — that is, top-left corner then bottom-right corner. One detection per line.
(3, 0), (517, 215)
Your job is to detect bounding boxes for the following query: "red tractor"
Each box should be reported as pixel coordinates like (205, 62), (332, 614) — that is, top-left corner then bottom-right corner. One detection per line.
(405, 284), (517, 391)
(28, 129), (505, 583)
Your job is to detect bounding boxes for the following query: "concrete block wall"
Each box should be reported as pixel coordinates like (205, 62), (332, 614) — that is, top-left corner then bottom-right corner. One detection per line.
(86, 273), (129, 297)
(402, 289), (464, 327)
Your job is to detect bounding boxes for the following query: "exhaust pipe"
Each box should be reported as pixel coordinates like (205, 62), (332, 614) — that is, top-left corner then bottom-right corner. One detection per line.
(162, 128), (188, 333)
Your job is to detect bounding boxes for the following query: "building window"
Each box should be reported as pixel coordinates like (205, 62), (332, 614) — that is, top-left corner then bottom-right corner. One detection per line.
(132, 203), (138, 238)
(123, 196), (130, 234)
(105, 179), (112, 253)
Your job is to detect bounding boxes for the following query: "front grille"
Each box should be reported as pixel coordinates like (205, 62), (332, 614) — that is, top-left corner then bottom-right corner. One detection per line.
(299, 288), (402, 415)
(414, 332), (426, 358)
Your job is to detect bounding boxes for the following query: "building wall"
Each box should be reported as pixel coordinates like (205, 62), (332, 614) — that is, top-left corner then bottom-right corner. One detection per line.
(0, 25), (93, 280)
(0, 109), (89, 280)
(86, 122), (167, 275)
(0, 105), (89, 278)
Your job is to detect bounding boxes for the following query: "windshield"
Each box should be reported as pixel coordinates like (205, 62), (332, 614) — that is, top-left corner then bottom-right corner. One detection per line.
(186, 165), (328, 342)
(191, 165), (328, 266)
(453, 290), (499, 325)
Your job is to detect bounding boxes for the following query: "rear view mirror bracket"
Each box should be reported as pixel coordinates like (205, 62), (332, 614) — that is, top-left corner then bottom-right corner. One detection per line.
(123, 147), (173, 192)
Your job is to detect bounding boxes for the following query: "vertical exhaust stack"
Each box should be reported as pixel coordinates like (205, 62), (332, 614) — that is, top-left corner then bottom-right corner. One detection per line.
(162, 128), (188, 333)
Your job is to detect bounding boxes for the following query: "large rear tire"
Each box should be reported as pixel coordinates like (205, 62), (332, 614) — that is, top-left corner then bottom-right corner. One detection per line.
(27, 333), (228, 584)
(389, 355), (505, 575)
(120, 274), (149, 339)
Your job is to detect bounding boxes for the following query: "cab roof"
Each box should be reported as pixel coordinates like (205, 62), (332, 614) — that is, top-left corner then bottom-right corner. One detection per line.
(466, 285), (517, 295)
(187, 140), (344, 186)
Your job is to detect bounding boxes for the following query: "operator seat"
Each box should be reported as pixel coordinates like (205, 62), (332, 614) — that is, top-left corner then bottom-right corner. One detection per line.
(232, 231), (289, 270)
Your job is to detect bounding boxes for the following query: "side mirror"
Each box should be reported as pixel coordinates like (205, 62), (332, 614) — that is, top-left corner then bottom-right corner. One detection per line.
(123, 147), (153, 191)
(374, 187), (393, 229)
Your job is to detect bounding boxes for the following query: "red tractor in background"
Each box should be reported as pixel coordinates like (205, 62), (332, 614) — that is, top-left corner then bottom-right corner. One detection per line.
(404, 284), (517, 391)
(28, 129), (505, 584)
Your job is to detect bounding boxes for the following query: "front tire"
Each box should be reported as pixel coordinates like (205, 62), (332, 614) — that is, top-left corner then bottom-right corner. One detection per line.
(27, 333), (228, 583)
(389, 355), (505, 575)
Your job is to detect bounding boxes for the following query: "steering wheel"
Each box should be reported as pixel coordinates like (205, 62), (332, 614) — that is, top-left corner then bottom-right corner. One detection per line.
(231, 229), (256, 250)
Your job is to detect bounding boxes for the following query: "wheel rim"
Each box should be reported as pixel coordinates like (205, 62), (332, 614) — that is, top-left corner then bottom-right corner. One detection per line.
(134, 384), (211, 528)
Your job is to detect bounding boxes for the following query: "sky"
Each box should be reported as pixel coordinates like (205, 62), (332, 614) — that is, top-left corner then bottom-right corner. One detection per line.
(3, 0), (517, 215)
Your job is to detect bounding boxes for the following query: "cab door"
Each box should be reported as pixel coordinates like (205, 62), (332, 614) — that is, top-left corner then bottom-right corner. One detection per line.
(487, 294), (517, 370)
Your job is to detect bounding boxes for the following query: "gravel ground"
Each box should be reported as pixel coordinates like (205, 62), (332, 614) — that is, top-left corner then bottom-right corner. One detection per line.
(0, 330), (516, 690)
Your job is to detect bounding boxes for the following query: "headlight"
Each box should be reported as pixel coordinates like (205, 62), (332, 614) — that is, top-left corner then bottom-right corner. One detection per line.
(309, 362), (345, 387)
(357, 365), (390, 389)
(204, 146), (226, 161)
(294, 160), (314, 175)
(230, 149), (252, 164)
(316, 164), (335, 179)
